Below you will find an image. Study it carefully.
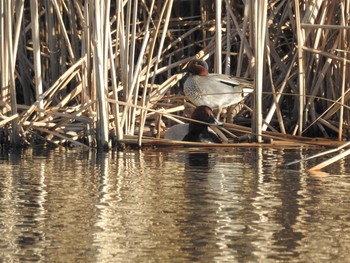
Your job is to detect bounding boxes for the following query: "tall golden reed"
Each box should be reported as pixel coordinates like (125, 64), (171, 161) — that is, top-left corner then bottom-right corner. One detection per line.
(0, 0), (349, 149)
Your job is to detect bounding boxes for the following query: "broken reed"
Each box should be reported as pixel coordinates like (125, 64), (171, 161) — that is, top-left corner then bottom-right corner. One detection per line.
(0, 0), (349, 149)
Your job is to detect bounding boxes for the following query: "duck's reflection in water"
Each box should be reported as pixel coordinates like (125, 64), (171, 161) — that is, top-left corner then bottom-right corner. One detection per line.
(182, 151), (258, 261)
(187, 152), (210, 168)
(180, 151), (217, 261)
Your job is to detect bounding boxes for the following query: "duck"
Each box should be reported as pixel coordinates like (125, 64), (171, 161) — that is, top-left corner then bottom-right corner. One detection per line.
(164, 105), (222, 143)
(183, 59), (254, 110)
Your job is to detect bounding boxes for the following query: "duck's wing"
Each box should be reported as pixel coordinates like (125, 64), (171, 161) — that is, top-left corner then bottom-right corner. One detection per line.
(209, 73), (253, 89)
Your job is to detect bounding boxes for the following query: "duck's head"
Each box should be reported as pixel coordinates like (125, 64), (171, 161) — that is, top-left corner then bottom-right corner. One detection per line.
(189, 105), (222, 131)
(187, 59), (209, 76)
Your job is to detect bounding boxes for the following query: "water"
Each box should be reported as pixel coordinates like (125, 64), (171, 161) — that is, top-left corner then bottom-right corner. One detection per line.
(0, 146), (350, 262)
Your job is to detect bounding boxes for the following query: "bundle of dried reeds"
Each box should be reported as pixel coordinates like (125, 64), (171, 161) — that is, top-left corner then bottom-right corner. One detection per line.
(0, 0), (349, 154)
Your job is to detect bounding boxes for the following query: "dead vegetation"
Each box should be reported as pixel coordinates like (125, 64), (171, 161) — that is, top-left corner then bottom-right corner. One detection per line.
(0, 0), (349, 161)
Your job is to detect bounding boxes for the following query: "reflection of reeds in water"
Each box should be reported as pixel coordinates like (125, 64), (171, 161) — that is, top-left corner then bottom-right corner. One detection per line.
(0, 1), (349, 152)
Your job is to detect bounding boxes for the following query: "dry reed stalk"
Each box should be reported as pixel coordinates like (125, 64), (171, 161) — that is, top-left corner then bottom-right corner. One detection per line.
(12, 0), (24, 60)
(224, 1), (253, 77)
(107, 24), (123, 141)
(127, 0), (140, 136)
(301, 46), (350, 64)
(34, 126), (90, 149)
(338, 0), (349, 140)
(46, 1), (59, 89)
(110, 0), (123, 141)
(262, 53), (297, 133)
(150, 106), (186, 125)
(5, 1), (19, 144)
(81, 1), (91, 106)
(224, 0), (231, 75)
(301, 91), (350, 134)
(301, 24), (350, 30)
(0, 114), (19, 129)
(1, 2), (11, 112)
(122, 1), (155, 136)
(138, 0), (173, 146)
(30, 0), (44, 118)
(149, 74), (183, 105)
(302, 1), (350, 139)
(51, 0), (76, 63)
(214, 0), (222, 73)
(263, 43), (285, 134)
(119, 32), (150, 129)
(92, 0), (109, 148)
(0, 0), (349, 149)
(19, 57), (85, 123)
(251, 0), (267, 142)
(294, 0), (306, 136)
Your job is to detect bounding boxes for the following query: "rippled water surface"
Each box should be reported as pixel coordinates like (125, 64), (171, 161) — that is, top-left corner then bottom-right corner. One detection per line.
(1, 146), (350, 262)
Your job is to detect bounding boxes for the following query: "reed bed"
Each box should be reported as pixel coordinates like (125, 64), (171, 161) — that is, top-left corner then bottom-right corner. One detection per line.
(0, 0), (349, 159)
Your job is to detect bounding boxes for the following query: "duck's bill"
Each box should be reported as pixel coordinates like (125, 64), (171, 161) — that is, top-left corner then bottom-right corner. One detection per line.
(209, 117), (223, 126)
(214, 120), (223, 126)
